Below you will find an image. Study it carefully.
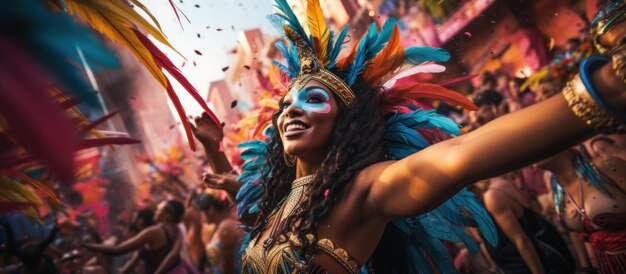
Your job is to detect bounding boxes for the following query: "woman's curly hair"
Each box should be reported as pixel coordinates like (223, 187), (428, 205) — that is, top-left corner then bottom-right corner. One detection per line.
(249, 75), (388, 265)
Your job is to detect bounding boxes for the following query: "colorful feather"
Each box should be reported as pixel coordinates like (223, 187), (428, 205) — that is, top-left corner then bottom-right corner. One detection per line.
(382, 63), (447, 89)
(327, 25), (350, 69)
(362, 25), (405, 86)
(274, 0), (309, 44)
(437, 73), (479, 87)
(133, 30), (221, 130)
(306, 0), (330, 66)
(381, 78), (478, 114)
(0, 34), (77, 181)
(167, 0), (191, 29)
(404, 46), (451, 64)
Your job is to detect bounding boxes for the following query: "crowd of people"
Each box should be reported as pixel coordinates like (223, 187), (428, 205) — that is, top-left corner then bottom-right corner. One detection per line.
(2, 0), (626, 273)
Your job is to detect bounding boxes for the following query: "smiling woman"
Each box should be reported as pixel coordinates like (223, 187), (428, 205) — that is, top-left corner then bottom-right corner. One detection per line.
(191, 0), (626, 273)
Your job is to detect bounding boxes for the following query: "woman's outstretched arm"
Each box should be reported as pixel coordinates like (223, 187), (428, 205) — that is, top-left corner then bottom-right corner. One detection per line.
(365, 39), (626, 220)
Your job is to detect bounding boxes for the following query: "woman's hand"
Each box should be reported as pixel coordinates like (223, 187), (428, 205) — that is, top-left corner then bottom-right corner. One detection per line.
(202, 172), (242, 195)
(192, 112), (224, 147)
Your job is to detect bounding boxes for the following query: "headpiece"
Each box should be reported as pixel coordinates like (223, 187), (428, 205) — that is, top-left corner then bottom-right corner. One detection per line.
(269, 0), (477, 113)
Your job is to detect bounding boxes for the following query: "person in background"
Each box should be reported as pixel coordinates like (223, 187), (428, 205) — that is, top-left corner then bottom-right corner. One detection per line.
(482, 175), (575, 274)
(83, 200), (197, 274)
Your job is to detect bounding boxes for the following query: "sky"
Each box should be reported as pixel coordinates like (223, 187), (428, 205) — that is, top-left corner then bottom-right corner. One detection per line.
(141, 0), (277, 117)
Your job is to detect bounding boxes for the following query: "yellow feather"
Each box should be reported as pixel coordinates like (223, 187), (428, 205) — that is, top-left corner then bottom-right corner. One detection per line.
(0, 176), (43, 207)
(64, 0), (168, 87)
(128, 0), (163, 32)
(307, 0), (330, 66)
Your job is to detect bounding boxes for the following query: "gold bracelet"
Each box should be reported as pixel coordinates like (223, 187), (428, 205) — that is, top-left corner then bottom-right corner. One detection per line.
(611, 37), (626, 86)
(561, 75), (625, 133)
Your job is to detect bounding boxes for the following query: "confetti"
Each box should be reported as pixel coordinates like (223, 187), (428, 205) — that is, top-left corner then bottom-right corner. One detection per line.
(216, 28), (223, 31)
(324, 189), (330, 197)
(464, 32), (472, 37)
(194, 50), (202, 55)
(231, 25), (235, 30)
(243, 65), (250, 70)
(222, 66), (230, 72)
(194, 4), (200, 8)
(231, 100), (238, 108)
(181, 61), (186, 67)
(197, 33), (201, 38)
(193, 61), (197, 66)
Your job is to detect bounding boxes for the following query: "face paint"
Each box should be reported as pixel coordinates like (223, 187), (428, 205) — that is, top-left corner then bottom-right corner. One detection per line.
(284, 86), (332, 114)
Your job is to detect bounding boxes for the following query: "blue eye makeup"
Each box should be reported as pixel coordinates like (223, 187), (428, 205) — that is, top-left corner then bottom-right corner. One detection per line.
(283, 86), (332, 114)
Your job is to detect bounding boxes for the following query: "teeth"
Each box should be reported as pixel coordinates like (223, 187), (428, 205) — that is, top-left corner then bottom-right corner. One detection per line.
(286, 123), (307, 132)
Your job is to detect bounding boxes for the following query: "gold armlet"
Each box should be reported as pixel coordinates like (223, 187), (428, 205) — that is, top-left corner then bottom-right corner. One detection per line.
(561, 75), (625, 133)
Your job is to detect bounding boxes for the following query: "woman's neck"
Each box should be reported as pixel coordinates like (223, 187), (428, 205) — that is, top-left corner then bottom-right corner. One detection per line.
(295, 152), (325, 177)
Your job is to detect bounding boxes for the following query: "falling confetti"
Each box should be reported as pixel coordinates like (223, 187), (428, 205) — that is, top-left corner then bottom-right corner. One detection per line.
(548, 37), (555, 52)
(193, 61), (197, 66)
(216, 28), (223, 31)
(231, 25), (235, 30)
(222, 66), (230, 72)
(230, 100), (238, 108)
(243, 65), (250, 70)
(194, 4), (200, 8)
(324, 189), (329, 197)
(464, 32), (472, 37)
(181, 61), (186, 67)
(194, 50), (202, 55)
(197, 33), (201, 38)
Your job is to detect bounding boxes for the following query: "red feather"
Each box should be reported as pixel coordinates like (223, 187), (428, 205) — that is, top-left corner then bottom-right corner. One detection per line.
(167, 0), (191, 29)
(381, 78), (477, 114)
(0, 35), (76, 181)
(335, 40), (360, 71)
(437, 74), (479, 87)
(133, 30), (222, 129)
(79, 110), (120, 134)
(163, 81), (197, 151)
(76, 137), (141, 150)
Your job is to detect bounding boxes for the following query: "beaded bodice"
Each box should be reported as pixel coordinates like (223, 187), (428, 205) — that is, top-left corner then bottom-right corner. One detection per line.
(240, 175), (360, 274)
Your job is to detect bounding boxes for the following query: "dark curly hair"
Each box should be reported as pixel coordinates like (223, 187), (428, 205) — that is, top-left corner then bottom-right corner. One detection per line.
(248, 75), (388, 266)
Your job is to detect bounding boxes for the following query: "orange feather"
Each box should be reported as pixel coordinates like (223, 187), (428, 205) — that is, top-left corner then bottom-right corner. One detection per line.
(363, 25), (405, 87)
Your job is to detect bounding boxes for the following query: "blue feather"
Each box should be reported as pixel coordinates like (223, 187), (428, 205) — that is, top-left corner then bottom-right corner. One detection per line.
(405, 46), (451, 64)
(344, 24), (377, 86)
(273, 0), (309, 45)
(382, 107), (497, 273)
(327, 24), (350, 69)
(367, 19), (396, 59)
(266, 14), (286, 36)
(0, 0), (119, 107)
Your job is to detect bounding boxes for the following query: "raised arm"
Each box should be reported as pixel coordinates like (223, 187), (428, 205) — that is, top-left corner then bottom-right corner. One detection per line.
(365, 32), (626, 220)
(83, 226), (156, 256)
(193, 112), (234, 175)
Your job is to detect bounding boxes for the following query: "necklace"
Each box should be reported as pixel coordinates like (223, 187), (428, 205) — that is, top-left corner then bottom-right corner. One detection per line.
(263, 175), (315, 249)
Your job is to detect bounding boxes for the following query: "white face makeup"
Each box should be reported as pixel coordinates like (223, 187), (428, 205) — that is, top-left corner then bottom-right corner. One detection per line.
(280, 85), (332, 116)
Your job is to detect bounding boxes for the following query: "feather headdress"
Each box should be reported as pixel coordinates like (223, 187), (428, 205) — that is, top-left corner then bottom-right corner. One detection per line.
(271, 0), (476, 113)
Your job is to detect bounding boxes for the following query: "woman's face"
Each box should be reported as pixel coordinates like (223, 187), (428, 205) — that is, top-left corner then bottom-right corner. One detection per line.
(277, 80), (339, 159)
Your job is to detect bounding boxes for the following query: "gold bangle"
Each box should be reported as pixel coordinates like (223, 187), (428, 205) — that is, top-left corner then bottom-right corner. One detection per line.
(561, 75), (625, 133)
(611, 37), (626, 85)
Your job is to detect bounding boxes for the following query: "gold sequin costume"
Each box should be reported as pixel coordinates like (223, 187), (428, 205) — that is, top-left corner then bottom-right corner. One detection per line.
(241, 175), (360, 274)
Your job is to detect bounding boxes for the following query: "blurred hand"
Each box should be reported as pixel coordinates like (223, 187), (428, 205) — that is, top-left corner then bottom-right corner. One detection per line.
(192, 112), (224, 146)
(202, 172), (240, 192)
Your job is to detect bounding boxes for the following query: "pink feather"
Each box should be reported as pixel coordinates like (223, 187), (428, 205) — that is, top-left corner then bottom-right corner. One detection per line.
(79, 110), (120, 134)
(0, 34), (76, 181)
(382, 63), (446, 89)
(168, 0), (191, 29)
